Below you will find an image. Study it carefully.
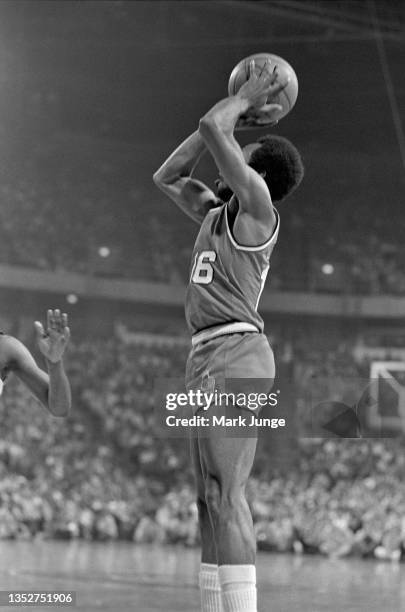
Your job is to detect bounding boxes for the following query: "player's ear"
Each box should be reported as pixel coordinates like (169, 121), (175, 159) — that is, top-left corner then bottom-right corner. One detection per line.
(260, 171), (266, 179)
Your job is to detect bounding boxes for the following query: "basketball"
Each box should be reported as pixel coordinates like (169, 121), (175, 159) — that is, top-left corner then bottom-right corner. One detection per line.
(228, 53), (299, 123)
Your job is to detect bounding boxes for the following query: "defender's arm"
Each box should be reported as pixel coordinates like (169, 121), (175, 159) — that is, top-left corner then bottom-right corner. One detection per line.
(5, 336), (71, 417)
(153, 130), (220, 224)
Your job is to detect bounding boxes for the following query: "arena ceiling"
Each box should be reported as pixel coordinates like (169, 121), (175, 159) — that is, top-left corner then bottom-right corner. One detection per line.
(0, 2), (403, 164)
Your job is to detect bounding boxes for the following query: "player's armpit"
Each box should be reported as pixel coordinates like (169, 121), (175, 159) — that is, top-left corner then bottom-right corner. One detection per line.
(231, 207), (277, 248)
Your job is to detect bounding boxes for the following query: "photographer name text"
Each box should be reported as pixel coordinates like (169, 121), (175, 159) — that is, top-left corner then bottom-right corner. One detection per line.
(166, 414), (285, 428)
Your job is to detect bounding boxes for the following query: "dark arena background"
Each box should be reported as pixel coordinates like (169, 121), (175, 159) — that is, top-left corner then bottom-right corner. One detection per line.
(0, 1), (404, 610)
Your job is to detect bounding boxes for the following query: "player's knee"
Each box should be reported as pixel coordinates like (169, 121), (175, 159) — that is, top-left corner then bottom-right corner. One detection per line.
(206, 476), (245, 521)
(218, 484), (245, 522)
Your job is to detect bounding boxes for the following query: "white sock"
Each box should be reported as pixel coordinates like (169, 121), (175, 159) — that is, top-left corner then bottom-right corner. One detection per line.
(199, 563), (223, 612)
(218, 564), (257, 612)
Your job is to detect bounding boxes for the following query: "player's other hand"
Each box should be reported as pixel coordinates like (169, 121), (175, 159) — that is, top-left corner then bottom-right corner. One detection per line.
(236, 104), (281, 130)
(236, 59), (289, 110)
(34, 309), (71, 363)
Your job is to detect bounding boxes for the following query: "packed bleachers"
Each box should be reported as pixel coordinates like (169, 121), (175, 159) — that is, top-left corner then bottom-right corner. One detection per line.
(1, 331), (405, 560)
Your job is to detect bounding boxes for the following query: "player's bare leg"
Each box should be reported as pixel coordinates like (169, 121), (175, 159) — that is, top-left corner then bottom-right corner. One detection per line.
(199, 423), (257, 565)
(199, 408), (258, 612)
(191, 435), (218, 563)
(190, 435), (223, 612)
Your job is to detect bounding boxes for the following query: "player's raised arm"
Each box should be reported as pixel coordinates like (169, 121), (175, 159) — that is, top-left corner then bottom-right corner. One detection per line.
(153, 130), (220, 224)
(198, 61), (286, 245)
(6, 310), (71, 417)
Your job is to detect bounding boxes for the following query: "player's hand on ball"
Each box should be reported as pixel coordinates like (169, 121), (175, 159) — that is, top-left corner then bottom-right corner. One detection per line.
(235, 59), (289, 129)
(236, 59), (288, 109)
(34, 309), (71, 363)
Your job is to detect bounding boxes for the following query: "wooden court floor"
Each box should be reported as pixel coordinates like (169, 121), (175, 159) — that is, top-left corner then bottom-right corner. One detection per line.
(0, 541), (403, 611)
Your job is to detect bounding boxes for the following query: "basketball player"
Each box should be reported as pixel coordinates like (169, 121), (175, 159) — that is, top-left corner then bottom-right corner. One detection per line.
(0, 309), (71, 416)
(154, 61), (304, 612)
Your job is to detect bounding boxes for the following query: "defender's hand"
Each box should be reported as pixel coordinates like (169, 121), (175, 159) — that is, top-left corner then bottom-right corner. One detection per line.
(35, 310), (71, 364)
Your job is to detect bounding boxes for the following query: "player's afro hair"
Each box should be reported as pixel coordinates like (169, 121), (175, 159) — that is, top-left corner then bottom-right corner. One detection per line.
(249, 135), (304, 202)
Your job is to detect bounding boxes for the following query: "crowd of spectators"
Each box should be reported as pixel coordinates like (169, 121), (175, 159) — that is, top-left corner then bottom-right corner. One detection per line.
(1, 331), (405, 561)
(0, 136), (404, 294)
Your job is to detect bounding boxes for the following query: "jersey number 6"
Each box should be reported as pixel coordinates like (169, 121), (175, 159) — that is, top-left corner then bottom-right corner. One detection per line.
(191, 250), (217, 285)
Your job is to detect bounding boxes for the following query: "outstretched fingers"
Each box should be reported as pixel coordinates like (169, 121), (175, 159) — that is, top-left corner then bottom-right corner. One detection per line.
(45, 309), (70, 336)
(61, 312), (68, 328)
(47, 309), (55, 333)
